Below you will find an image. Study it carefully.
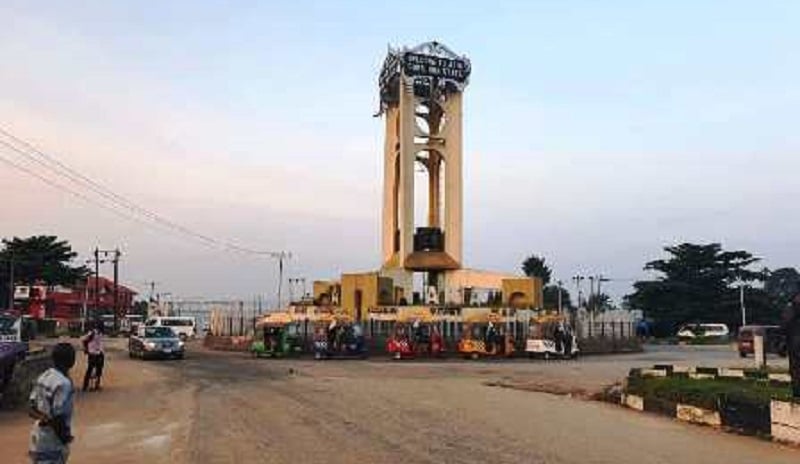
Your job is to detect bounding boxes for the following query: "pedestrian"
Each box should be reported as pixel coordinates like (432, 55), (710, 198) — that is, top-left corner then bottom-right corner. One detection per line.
(29, 342), (76, 464)
(782, 294), (800, 398)
(81, 321), (105, 392)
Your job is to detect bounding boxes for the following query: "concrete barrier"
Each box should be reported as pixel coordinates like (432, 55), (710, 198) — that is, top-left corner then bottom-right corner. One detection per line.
(771, 400), (800, 445)
(718, 368), (745, 379)
(768, 373), (792, 383)
(621, 393), (644, 411)
(676, 404), (722, 427)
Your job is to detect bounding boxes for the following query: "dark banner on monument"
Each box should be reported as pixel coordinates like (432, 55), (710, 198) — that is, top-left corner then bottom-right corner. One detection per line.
(402, 53), (469, 82)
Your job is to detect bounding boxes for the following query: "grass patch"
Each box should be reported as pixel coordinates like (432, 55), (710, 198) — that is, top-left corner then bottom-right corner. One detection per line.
(627, 375), (792, 411)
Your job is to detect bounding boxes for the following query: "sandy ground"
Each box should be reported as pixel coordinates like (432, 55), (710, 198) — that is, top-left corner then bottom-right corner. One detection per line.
(0, 341), (796, 464)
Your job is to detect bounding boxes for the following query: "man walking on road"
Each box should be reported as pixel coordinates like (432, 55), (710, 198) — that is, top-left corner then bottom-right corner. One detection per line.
(81, 321), (105, 392)
(29, 342), (76, 464)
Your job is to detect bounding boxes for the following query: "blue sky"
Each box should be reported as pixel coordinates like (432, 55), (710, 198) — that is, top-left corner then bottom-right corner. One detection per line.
(2, 1), (800, 303)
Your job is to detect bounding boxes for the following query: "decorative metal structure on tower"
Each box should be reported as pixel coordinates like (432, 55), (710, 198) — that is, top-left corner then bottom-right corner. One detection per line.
(377, 41), (471, 302)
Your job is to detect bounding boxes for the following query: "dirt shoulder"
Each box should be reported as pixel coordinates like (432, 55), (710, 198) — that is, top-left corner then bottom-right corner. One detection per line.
(0, 339), (194, 464)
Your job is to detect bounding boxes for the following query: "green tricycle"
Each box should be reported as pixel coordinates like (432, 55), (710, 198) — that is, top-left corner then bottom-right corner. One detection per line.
(250, 312), (303, 358)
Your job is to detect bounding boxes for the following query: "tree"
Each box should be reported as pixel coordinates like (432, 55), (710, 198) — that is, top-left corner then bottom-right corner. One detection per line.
(522, 255), (551, 285)
(543, 285), (572, 310)
(131, 300), (149, 316)
(624, 243), (764, 336)
(0, 236), (89, 305)
(765, 268), (800, 309)
(586, 292), (612, 312)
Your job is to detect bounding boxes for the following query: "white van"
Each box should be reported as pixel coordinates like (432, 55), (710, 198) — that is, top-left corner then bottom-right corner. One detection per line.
(677, 323), (730, 340)
(145, 316), (196, 341)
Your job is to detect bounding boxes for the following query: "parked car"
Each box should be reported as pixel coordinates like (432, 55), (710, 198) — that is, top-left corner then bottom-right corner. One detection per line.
(145, 316), (196, 341)
(737, 325), (787, 358)
(677, 323), (730, 340)
(129, 326), (185, 360)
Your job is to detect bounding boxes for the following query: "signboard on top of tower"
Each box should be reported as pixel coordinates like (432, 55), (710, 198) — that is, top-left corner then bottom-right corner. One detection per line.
(402, 53), (469, 82)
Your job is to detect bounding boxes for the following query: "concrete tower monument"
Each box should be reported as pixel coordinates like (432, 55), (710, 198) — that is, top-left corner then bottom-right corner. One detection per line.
(376, 41), (471, 303)
(312, 41), (541, 318)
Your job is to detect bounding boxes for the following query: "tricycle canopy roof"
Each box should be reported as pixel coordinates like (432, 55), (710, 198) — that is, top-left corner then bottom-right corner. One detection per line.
(529, 313), (567, 325)
(256, 312), (295, 327)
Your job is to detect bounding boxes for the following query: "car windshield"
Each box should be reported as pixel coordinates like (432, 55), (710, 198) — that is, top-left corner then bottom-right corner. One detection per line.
(145, 327), (175, 338)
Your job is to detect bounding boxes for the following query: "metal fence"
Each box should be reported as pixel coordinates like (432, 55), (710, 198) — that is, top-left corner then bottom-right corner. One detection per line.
(206, 305), (643, 350)
(573, 309), (641, 340)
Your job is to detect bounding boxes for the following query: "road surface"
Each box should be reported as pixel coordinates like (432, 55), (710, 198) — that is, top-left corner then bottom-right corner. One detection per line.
(0, 342), (795, 463)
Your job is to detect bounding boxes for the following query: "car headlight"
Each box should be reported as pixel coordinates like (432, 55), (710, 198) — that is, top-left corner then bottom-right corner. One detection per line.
(178, 341), (185, 347)
(145, 342), (157, 349)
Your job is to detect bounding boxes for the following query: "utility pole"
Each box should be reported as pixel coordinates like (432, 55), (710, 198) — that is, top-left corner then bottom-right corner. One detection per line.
(267, 251), (292, 309)
(7, 254), (14, 311)
(90, 247), (119, 329)
(112, 248), (121, 331)
(557, 280), (563, 314)
(288, 278), (296, 304)
(93, 247), (99, 321)
(81, 275), (89, 331)
(572, 275), (585, 308)
(596, 275), (610, 312)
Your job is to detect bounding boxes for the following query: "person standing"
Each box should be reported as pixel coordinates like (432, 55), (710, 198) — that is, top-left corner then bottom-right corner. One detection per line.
(29, 342), (76, 464)
(783, 294), (800, 398)
(81, 321), (105, 392)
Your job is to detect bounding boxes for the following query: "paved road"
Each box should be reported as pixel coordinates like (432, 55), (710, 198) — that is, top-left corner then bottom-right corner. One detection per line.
(0, 343), (795, 464)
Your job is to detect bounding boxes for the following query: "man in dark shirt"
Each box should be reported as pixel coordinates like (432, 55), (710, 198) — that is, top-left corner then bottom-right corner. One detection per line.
(782, 293), (800, 398)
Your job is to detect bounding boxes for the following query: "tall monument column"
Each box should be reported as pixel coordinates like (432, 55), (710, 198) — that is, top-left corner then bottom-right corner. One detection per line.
(377, 41), (471, 302)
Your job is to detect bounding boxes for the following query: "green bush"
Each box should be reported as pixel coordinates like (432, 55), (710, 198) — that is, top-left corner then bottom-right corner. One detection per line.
(627, 376), (791, 411)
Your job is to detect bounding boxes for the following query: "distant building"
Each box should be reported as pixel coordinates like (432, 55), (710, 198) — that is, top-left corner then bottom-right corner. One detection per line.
(46, 277), (137, 321)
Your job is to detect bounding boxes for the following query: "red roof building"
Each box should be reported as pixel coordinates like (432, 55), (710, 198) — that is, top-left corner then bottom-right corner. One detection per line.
(46, 277), (137, 321)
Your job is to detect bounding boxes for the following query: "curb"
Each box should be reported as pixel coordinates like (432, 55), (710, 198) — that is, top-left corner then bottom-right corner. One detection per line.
(621, 364), (799, 446)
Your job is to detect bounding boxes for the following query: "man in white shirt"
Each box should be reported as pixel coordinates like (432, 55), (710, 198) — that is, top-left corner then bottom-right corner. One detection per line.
(29, 342), (76, 463)
(81, 321), (104, 392)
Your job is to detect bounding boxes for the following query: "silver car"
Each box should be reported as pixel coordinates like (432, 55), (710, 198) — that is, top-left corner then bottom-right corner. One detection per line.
(128, 326), (185, 360)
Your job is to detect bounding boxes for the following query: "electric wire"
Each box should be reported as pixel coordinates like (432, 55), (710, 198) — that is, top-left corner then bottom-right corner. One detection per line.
(0, 128), (286, 257)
